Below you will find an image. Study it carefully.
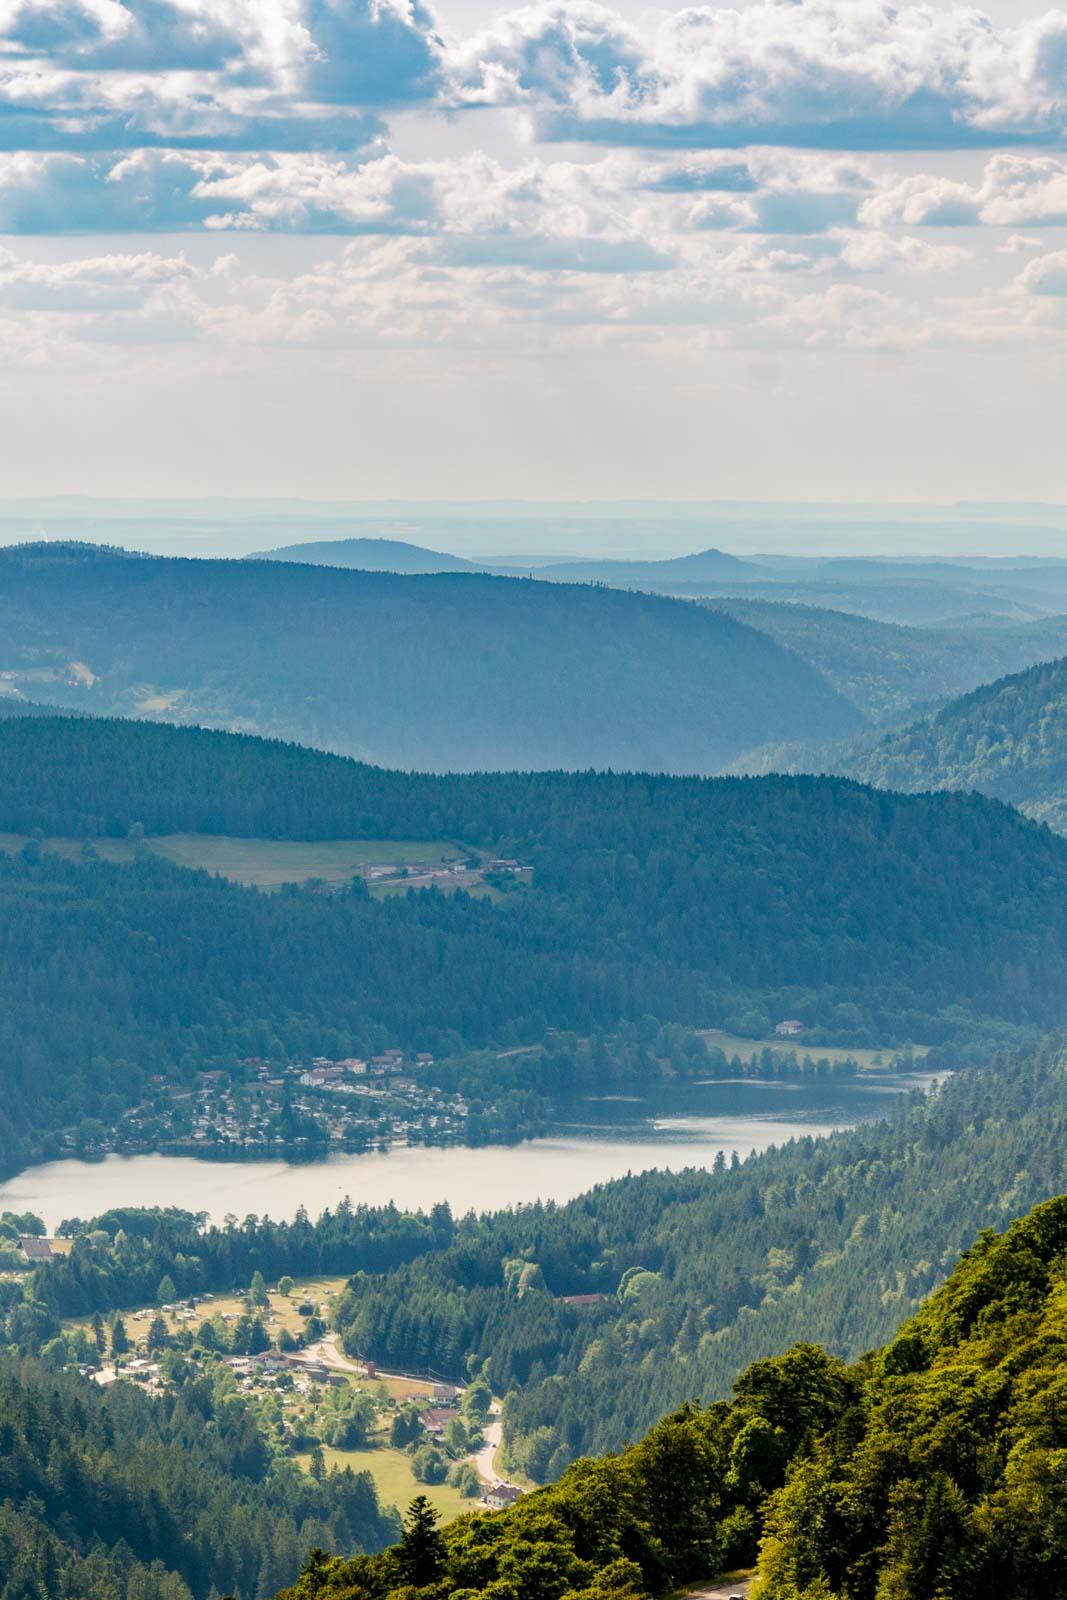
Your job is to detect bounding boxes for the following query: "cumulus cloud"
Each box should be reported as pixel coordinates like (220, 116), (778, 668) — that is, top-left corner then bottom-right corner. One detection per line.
(0, 242), (195, 308)
(450, 0), (1067, 150)
(862, 155), (1067, 227)
(0, 0), (443, 152)
(1015, 250), (1067, 296)
(2, 0), (1066, 369)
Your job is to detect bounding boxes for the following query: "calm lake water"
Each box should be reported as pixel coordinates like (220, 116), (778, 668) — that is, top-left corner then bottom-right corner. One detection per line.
(0, 1072), (946, 1231)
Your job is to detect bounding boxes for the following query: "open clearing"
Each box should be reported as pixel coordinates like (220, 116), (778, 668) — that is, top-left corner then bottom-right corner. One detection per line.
(699, 1029), (928, 1069)
(64, 1275), (348, 1340)
(296, 1443), (474, 1522)
(0, 832), (462, 889)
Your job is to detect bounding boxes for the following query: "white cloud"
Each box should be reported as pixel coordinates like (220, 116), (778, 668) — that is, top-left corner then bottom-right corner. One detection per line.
(0, 0), (443, 151)
(862, 155), (1067, 228)
(450, 1), (1067, 150)
(1015, 249), (1067, 296)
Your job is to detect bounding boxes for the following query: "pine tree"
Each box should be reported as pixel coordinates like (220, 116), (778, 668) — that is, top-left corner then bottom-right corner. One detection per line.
(396, 1496), (445, 1586)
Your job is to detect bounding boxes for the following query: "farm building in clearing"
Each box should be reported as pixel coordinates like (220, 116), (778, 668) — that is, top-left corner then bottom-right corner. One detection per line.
(485, 1484), (523, 1509)
(17, 1236), (53, 1261)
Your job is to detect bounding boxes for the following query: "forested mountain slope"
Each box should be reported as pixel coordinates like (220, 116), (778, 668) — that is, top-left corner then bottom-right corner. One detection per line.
(0, 1353), (396, 1600)
(331, 1042), (1067, 1475)
(0, 544), (862, 771)
(284, 1190), (1067, 1600)
(247, 537), (480, 573)
(593, 554), (1067, 626)
(843, 657), (1067, 833)
(7, 1045), (1067, 1595)
(705, 599), (1067, 724)
(3, 716), (1067, 1172)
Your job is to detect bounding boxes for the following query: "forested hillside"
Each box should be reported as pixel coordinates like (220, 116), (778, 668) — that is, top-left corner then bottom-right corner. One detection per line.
(6, 1043), (1066, 1590)
(331, 1043), (1067, 1475)
(2, 716), (1067, 1173)
(514, 547), (761, 583)
(844, 657), (1067, 832)
(283, 1190), (1067, 1600)
(706, 599), (1067, 724)
(0, 544), (862, 771)
(0, 1354), (396, 1600)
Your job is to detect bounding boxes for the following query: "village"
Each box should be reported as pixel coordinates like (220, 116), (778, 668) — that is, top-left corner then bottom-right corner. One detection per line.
(61, 1050), (488, 1162)
(66, 1273), (526, 1524)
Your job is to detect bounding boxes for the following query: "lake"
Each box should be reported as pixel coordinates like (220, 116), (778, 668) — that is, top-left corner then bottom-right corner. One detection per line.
(0, 1071), (946, 1231)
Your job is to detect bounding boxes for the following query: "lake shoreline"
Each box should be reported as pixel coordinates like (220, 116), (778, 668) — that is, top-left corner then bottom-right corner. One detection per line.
(0, 1070), (949, 1231)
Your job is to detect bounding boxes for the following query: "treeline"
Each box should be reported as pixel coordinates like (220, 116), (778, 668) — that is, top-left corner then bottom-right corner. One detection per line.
(330, 1043), (1067, 1478)
(0, 1352), (397, 1600)
(844, 654), (1067, 833)
(0, 778), (1062, 1171)
(2, 1201), (458, 1335)
(1, 716), (1067, 1173)
(280, 1194), (1067, 1600)
(0, 543), (862, 771)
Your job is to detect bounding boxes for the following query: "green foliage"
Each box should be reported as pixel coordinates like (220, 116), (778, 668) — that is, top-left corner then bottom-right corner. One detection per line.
(0, 545), (862, 773)
(0, 1351), (397, 1600)
(396, 1496), (446, 1586)
(391, 1407), (424, 1449)
(844, 655), (1067, 833)
(278, 1196), (1067, 1600)
(447, 1461), (482, 1498)
(332, 1044), (1067, 1476)
(0, 715), (1066, 1173)
(709, 599), (1067, 727)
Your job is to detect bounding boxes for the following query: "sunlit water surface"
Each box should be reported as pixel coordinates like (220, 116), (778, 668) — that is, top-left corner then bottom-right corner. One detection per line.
(0, 1071), (948, 1229)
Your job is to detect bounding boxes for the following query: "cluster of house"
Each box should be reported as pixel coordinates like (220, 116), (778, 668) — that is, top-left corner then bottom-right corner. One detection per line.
(297, 1050), (435, 1090)
(774, 1019), (806, 1038)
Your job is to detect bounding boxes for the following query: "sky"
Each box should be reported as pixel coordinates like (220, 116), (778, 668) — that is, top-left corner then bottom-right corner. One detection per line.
(3, 0), (1067, 505)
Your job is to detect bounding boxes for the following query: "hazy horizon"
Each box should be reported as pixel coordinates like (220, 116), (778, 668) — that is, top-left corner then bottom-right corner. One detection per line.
(3, 495), (1067, 561)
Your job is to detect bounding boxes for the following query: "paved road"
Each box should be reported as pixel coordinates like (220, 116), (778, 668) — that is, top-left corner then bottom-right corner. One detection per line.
(302, 1338), (509, 1495)
(686, 1582), (753, 1599)
(302, 1334), (364, 1373)
(472, 1408), (504, 1487)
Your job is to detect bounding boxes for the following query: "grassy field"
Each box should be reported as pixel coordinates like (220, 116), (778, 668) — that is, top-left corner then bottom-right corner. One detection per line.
(64, 1275), (349, 1340)
(296, 1443), (474, 1522)
(699, 1029), (929, 1069)
(0, 832), (461, 889)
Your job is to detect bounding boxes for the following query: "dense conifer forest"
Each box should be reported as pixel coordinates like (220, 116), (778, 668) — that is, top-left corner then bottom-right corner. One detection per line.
(706, 598), (1067, 725)
(331, 1042), (1067, 1475)
(0, 1352), (397, 1600)
(0, 544), (861, 771)
(843, 655), (1067, 833)
(280, 1191), (1067, 1600)
(1, 717), (1066, 1171)
(6, 1043), (1065, 1491)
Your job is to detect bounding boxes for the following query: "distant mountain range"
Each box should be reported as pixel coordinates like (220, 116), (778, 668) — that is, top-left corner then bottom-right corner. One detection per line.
(0, 543), (862, 773)
(498, 547), (761, 583)
(249, 537), (480, 574)
(252, 537), (761, 584)
(839, 656), (1067, 834)
(246, 533), (1067, 628)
